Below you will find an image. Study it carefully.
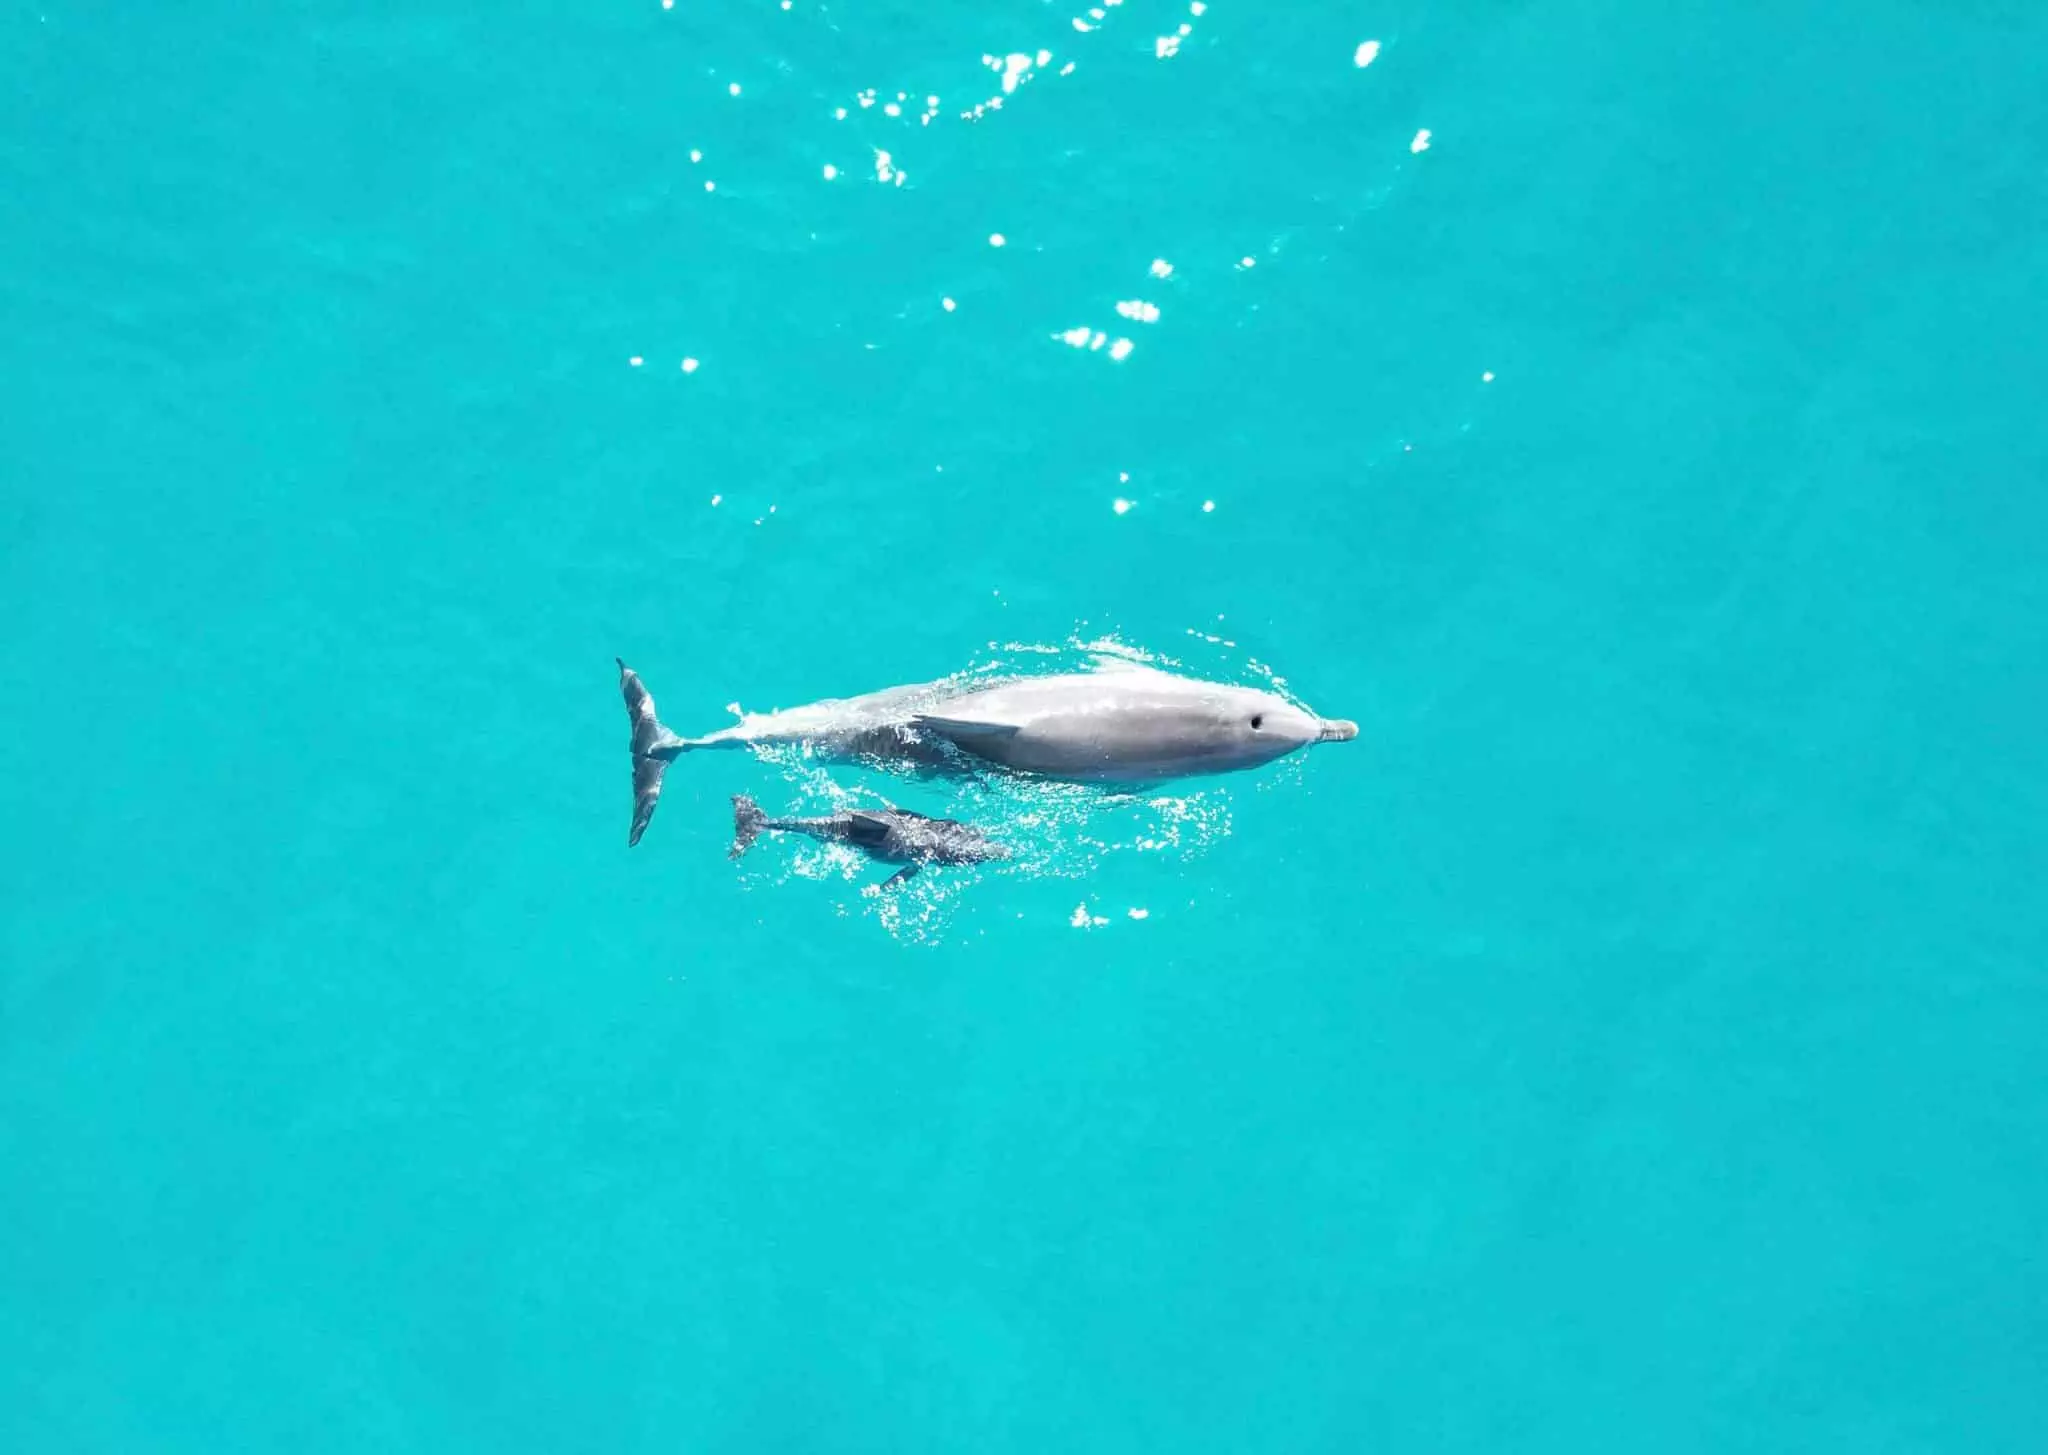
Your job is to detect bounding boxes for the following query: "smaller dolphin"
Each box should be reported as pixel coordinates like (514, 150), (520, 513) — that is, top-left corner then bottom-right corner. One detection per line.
(729, 793), (1010, 887)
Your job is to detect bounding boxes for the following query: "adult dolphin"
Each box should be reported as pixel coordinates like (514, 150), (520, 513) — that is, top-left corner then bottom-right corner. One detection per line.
(616, 656), (1357, 846)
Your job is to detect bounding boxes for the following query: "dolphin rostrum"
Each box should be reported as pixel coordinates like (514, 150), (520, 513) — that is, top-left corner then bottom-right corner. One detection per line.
(617, 656), (1356, 846)
(729, 793), (1009, 887)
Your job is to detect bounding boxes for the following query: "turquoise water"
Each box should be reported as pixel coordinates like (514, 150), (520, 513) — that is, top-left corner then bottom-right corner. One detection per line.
(5, 0), (2047, 1447)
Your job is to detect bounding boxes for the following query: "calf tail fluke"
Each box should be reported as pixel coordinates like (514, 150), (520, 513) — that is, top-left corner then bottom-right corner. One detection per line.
(730, 794), (767, 859)
(618, 657), (688, 847)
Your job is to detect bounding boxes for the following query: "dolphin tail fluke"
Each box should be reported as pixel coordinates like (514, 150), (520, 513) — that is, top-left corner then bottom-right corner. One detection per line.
(618, 658), (689, 847)
(730, 794), (768, 859)
(628, 753), (669, 848)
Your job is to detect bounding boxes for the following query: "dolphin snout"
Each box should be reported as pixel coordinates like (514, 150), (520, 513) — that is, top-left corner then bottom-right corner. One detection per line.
(1317, 719), (1359, 743)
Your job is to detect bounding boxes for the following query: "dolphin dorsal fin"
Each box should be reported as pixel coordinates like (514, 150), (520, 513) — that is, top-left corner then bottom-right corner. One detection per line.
(845, 812), (895, 846)
(1085, 651), (1153, 673)
(912, 713), (1022, 745)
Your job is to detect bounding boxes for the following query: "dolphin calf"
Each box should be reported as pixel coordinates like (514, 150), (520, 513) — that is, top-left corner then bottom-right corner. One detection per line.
(617, 656), (1356, 846)
(729, 793), (1009, 887)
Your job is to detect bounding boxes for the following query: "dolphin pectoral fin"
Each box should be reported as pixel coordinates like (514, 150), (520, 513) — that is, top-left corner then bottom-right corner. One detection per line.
(911, 714), (1022, 747)
(881, 863), (921, 888)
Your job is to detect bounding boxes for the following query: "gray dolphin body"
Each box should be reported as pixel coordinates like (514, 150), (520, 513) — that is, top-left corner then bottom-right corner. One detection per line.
(729, 793), (1008, 887)
(617, 656), (1356, 846)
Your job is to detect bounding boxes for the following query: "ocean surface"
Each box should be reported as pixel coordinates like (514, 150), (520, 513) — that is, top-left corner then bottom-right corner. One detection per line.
(4, 1), (2046, 1449)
